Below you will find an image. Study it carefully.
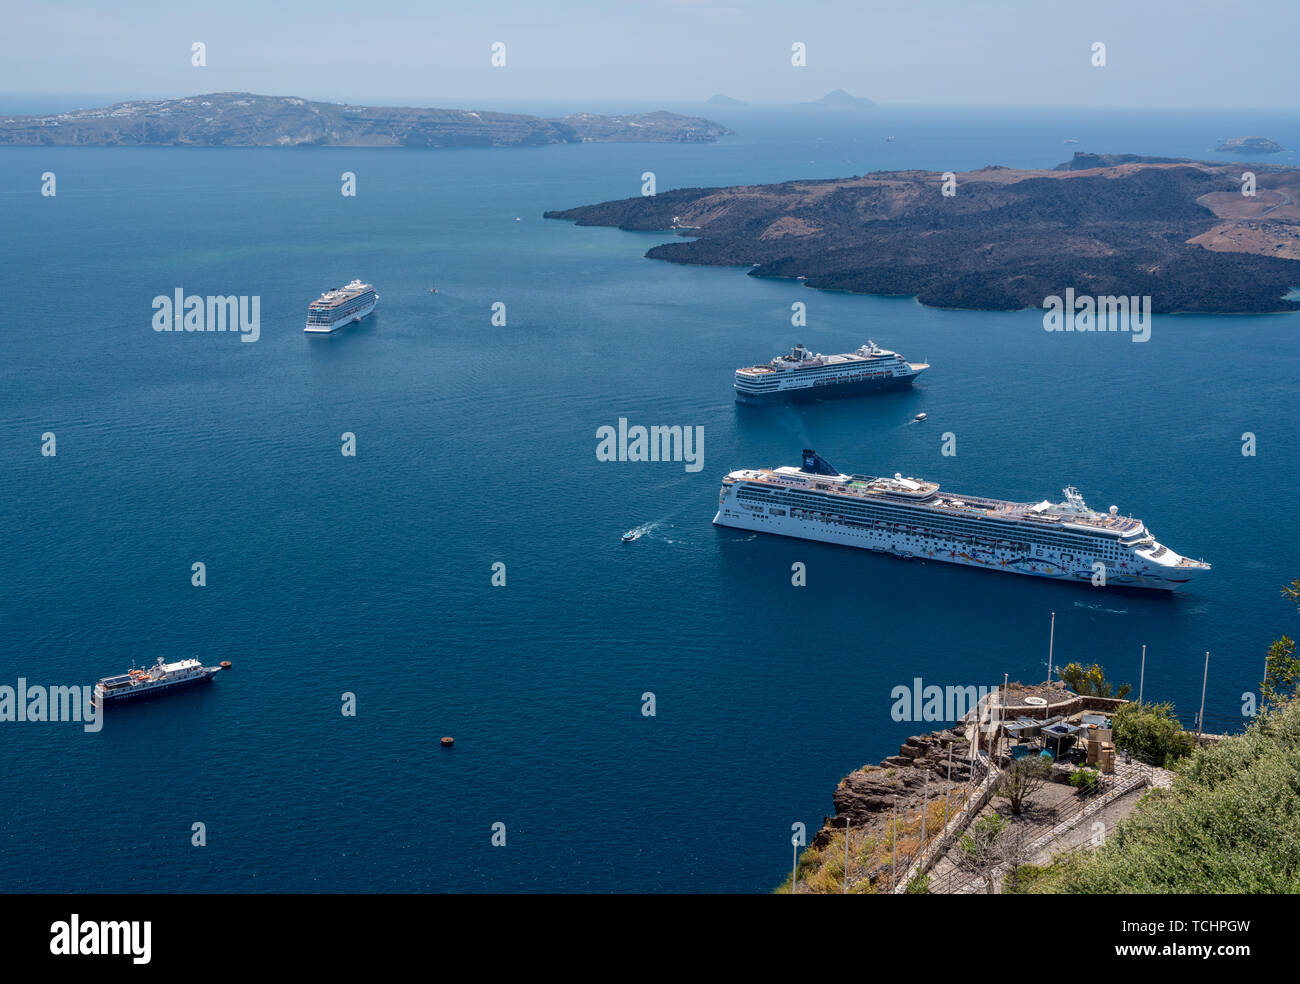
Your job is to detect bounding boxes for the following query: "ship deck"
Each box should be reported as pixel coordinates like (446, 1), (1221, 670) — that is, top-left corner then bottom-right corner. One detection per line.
(310, 283), (374, 308)
(310, 292), (371, 309)
(734, 468), (1142, 532)
(736, 351), (898, 375)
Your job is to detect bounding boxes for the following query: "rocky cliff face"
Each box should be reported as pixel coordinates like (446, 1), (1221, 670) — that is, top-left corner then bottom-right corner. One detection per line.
(812, 728), (972, 850)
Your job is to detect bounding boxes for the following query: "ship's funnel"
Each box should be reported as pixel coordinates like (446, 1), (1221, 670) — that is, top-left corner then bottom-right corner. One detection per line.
(800, 449), (840, 476)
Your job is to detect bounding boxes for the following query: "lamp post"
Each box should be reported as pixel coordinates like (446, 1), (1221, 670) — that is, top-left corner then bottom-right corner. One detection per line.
(1197, 651), (1210, 739)
(1047, 611), (1055, 685)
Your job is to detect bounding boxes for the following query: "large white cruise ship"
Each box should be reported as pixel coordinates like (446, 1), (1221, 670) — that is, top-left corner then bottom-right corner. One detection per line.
(734, 341), (928, 404)
(304, 280), (379, 333)
(714, 450), (1210, 591)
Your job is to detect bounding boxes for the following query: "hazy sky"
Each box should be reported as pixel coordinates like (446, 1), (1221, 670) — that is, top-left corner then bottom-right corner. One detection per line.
(4, 0), (1296, 110)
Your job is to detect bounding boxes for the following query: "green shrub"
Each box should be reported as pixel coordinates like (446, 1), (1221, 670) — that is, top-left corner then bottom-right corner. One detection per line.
(906, 872), (930, 894)
(1263, 579), (1300, 705)
(1059, 662), (1132, 699)
(1004, 862), (1053, 894)
(960, 812), (1007, 862)
(1069, 768), (1101, 795)
(1264, 634), (1298, 706)
(1112, 701), (1195, 767)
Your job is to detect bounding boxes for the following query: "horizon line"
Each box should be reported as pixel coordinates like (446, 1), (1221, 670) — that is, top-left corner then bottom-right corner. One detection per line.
(2, 90), (1299, 115)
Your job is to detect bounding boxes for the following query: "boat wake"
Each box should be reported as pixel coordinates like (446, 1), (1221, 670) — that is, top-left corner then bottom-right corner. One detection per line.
(1072, 601), (1129, 615)
(622, 522), (656, 543)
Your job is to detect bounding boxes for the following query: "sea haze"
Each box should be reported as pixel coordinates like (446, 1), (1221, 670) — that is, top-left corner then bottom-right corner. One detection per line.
(1, 106), (1297, 892)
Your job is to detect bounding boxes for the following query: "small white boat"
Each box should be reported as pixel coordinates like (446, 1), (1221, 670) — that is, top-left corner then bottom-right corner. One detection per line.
(622, 529), (642, 543)
(914, 412), (927, 421)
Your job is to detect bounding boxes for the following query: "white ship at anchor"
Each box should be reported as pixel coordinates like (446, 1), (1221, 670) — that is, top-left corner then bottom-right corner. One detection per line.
(713, 450), (1210, 591)
(734, 341), (927, 404)
(304, 280), (379, 333)
(92, 657), (222, 706)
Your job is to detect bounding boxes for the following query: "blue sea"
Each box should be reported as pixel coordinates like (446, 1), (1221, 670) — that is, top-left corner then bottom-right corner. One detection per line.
(1, 106), (1298, 892)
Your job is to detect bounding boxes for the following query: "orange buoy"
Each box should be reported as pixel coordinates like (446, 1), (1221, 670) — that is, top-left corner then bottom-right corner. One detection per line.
(440, 736), (454, 747)
(219, 661), (232, 669)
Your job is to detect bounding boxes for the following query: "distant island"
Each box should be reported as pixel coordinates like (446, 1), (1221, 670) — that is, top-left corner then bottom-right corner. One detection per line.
(0, 92), (733, 148)
(1215, 135), (1286, 155)
(704, 94), (749, 108)
(545, 153), (1300, 313)
(795, 89), (877, 109)
(555, 110), (731, 143)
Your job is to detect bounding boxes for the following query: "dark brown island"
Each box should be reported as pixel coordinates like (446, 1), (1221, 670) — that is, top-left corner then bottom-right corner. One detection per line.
(545, 153), (1300, 313)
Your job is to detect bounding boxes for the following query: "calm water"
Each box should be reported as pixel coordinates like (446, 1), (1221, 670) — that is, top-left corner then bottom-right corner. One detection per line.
(1, 107), (1298, 892)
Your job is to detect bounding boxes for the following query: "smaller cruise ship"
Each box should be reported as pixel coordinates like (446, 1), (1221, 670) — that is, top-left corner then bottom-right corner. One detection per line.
(92, 657), (222, 706)
(304, 280), (379, 333)
(734, 341), (928, 404)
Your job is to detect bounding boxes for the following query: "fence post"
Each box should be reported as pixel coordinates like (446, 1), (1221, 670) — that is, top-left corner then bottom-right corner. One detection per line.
(944, 741), (954, 830)
(918, 771), (930, 876)
(891, 795), (898, 894)
(844, 817), (849, 894)
(1197, 651), (1210, 739)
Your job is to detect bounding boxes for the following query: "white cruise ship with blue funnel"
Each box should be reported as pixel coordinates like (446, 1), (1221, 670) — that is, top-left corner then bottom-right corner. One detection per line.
(714, 450), (1209, 590)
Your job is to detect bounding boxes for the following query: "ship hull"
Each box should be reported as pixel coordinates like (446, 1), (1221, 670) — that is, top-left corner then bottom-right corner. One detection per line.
(734, 372), (918, 405)
(93, 670), (218, 706)
(304, 297), (378, 333)
(712, 506), (1196, 592)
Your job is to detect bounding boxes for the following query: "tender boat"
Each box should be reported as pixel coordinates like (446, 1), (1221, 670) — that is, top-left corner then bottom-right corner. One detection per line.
(914, 412), (927, 421)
